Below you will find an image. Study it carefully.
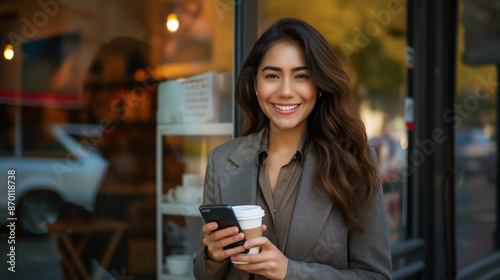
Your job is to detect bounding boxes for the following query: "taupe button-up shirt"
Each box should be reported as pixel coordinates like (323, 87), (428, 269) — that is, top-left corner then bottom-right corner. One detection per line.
(256, 129), (306, 254)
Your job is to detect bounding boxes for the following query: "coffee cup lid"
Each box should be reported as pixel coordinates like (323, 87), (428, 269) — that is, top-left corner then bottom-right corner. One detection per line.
(232, 205), (265, 220)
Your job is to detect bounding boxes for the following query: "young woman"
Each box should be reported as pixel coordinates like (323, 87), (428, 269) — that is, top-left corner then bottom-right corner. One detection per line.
(193, 18), (392, 280)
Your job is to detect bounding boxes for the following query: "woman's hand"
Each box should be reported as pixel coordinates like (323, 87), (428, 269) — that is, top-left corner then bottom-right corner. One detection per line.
(202, 222), (247, 262)
(230, 236), (288, 280)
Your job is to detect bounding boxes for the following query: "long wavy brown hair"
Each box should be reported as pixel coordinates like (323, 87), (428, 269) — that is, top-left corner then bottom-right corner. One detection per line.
(235, 18), (380, 234)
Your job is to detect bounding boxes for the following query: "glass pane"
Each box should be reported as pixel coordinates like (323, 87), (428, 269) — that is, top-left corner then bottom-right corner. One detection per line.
(455, 0), (498, 269)
(257, 0), (408, 243)
(0, 0), (233, 279)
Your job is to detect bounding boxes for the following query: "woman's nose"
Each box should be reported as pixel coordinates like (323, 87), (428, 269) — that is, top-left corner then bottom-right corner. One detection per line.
(278, 78), (293, 97)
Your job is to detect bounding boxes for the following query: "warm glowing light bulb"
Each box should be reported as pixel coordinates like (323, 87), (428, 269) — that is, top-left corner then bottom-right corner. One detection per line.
(166, 13), (179, 32)
(4, 44), (14, 60)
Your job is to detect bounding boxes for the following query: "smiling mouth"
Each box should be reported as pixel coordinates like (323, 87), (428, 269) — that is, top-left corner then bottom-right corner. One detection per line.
(273, 104), (299, 111)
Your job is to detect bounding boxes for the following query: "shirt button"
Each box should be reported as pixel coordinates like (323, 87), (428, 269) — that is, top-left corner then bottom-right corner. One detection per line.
(274, 208), (277, 214)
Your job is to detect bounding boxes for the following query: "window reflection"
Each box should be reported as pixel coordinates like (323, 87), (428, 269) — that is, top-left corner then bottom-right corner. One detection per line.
(455, 0), (498, 268)
(0, 0), (232, 278)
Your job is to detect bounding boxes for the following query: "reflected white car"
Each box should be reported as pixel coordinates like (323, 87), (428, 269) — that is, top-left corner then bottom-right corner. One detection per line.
(0, 124), (108, 234)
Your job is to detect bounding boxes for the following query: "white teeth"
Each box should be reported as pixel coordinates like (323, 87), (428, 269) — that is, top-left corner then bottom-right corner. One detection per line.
(274, 104), (298, 110)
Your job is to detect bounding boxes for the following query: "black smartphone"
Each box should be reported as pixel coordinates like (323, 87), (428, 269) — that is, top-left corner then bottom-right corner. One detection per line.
(199, 204), (249, 253)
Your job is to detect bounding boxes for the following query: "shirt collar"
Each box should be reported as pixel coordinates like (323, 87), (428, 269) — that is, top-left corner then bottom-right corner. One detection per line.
(257, 127), (306, 166)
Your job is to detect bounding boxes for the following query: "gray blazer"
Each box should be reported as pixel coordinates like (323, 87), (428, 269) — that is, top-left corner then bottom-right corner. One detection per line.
(193, 129), (393, 280)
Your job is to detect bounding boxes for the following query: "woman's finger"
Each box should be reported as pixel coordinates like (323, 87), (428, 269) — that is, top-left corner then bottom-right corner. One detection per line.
(203, 225), (247, 262)
(202, 222), (218, 234)
(243, 236), (269, 250)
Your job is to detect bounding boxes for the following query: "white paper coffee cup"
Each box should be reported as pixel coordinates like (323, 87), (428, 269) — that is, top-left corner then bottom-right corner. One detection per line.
(231, 205), (265, 264)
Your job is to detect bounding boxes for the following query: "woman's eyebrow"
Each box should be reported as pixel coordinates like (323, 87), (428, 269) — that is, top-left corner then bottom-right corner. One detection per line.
(261, 66), (308, 72)
(291, 66), (307, 72)
(262, 66), (281, 72)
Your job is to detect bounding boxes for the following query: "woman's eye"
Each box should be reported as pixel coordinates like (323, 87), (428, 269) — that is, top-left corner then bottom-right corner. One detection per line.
(266, 74), (278, 79)
(296, 74), (308, 79)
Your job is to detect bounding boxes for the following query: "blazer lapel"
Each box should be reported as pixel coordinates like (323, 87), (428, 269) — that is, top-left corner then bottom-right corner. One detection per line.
(219, 129), (265, 206)
(285, 147), (334, 259)
(210, 129), (265, 280)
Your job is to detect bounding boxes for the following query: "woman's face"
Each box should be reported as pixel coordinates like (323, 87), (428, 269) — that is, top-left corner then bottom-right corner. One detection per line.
(254, 41), (317, 135)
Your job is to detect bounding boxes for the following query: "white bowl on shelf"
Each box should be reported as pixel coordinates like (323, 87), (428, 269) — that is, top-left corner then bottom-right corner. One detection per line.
(165, 254), (192, 276)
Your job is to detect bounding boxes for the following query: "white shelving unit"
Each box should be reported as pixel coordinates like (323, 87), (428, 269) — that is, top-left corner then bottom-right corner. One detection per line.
(156, 123), (233, 280)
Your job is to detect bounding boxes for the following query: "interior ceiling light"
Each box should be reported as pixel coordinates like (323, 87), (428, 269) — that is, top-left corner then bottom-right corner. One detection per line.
(4, 44), (14, 60)
(166, 13), (179, 32)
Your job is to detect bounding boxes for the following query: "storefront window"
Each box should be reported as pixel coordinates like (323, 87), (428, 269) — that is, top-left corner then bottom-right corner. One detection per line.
(0, 0), (232, 278)
(455, 0), (498, 269)
(257, 0), (408, 243)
